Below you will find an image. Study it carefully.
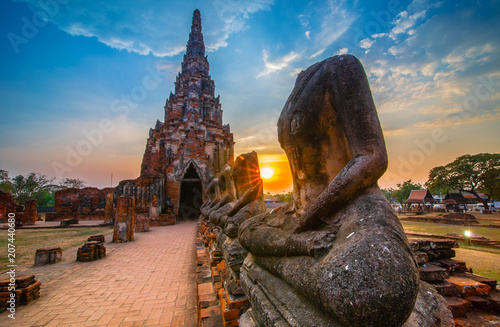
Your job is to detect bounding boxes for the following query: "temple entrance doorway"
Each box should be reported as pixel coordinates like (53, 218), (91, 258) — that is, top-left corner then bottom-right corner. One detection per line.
(178, 163), (203, 220)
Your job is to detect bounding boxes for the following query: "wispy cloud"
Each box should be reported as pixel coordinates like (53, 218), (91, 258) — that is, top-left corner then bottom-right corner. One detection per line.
(312, 0), (357, 56)
(14, 0), (274, 57)
(257, 50), (301, 77)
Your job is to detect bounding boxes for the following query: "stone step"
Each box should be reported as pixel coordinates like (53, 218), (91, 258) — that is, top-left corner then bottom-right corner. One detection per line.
(419, 264), (449, 282)
(409, 238), (458, 252)
(445, 297), (472, 318)
(453, 272), (498, 289)
(429, 280), (456, 297)
(434, 259), (468, 274)
(447, 276), (491, 297)
(465, 296), (492, 311)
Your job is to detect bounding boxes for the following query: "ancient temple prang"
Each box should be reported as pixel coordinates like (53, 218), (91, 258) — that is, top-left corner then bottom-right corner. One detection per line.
(116, 9), (234, 225)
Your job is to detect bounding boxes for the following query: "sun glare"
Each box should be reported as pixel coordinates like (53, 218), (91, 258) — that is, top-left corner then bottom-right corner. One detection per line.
(260, 167), (275, 179)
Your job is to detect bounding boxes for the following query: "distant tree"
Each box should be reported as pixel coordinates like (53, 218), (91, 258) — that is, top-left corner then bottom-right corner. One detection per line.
(480, 168), (500, 201)
(276, 191), (293, 203)
(59, 178), (87, 189)
(0, 169), (12, 193)
(425, 153), (500, 209)
(381, 188), (396, 202)
(392, 180), (423, 206)
(10, 173), (56, 206)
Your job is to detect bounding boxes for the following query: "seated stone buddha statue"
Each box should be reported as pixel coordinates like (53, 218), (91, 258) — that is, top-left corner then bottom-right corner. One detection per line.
(239, 55), (421, 326)
(200, 178), (220, 221)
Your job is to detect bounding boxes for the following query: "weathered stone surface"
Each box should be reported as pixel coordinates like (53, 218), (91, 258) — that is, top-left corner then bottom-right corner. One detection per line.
(435, 259), (467, 274)
(76, 241), (106, 262)
(23, 199), (38, 225)
(47, 187), (112, 221)
(134, 214), (150, 232)
(239, 55), (424, 327)
(0, 190), (18, 222)
(34, 247), (62, 266)
(0, 275), (41, 308)
(409, 238), (459, 252)
(453, 272), (498, 289)
(430, 280), (457, 297)
(445, 297), (472, 318)
(419, 264), (449, 282)
(113, 195), (135, 242)
(403, 281), (454, 327)
(447, 276), (491, 297)
(104, 191), (114, 224)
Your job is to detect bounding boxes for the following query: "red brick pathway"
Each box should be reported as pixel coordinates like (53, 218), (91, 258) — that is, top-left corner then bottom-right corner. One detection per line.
(0, 221), (198, 327)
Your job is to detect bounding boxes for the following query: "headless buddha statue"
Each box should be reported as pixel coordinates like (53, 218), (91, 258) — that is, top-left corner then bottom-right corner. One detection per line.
(239, 55), (420, 326)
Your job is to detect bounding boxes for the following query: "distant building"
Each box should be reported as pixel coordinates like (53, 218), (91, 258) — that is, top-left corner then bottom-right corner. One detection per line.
(264, 196), (286, 210)
(405, 190), (436, 205)
(442, 192), (468, 212)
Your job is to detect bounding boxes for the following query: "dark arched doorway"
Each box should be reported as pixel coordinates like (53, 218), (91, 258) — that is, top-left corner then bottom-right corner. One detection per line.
(178, 163), (203, 220)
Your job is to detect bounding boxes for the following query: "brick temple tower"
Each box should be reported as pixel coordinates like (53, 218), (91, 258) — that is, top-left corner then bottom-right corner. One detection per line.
(117, 9), (234, 222)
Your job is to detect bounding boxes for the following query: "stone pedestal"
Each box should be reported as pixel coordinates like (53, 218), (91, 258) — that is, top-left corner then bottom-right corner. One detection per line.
(34, 247), (62, 266)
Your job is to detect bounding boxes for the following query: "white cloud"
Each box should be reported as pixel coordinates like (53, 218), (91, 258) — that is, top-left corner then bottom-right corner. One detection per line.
(390, 10), (427, 39)
(310, 49), (326, 59)
(312, 0), (357, 55)
(289, 68), (303, 77)
(257, 50), (301, 77)
(359, 38), (375, 49)
(335, 47), (349, 55)
(305, 31), (310, 39)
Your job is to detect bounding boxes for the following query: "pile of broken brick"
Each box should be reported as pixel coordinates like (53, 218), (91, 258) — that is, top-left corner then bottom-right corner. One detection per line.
(76, 235), (106, 262)
(0, 275), (41, 310)
(196, 222), (249, 327)
(411, 238), (499, 326)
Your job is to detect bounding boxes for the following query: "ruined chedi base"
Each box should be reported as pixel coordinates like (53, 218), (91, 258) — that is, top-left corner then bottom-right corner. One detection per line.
(236, 55), (453, 327)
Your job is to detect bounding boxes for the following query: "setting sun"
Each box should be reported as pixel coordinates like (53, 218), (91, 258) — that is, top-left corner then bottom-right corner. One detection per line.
(260, 167), (275, 179)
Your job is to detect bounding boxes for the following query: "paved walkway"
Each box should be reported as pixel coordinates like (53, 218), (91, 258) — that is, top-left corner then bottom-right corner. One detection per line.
(0, 221), (198, 327)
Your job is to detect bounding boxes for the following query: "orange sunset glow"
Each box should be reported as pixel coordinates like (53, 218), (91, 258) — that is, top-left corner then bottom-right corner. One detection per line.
(258, 154), (292, 194)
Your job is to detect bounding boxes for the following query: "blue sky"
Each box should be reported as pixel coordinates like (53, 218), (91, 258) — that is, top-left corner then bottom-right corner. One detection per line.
(1, 0), (499, 192)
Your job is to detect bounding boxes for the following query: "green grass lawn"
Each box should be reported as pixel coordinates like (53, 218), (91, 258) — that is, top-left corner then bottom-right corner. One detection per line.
(454, 247), (500, 282)
(0, 227), (114, 272)
(401, 221), (500, 241)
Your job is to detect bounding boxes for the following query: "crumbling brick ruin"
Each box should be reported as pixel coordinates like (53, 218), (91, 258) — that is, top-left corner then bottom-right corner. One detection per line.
(46, 187), (113, 221)
(114, 9), (233, 226)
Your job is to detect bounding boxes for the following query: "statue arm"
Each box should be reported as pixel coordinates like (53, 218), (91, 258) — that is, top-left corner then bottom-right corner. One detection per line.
(227, 179), (262, 216)
(296, 55), (388, 232)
